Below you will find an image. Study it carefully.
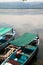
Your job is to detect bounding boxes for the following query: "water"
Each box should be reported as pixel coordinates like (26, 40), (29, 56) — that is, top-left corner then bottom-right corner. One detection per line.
(0, 9), (43, 15)
(0, 9), (43, 65)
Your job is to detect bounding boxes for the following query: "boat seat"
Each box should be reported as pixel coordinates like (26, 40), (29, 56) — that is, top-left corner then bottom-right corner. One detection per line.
(4, 62), (12, 65)
(8, 59), (20, 65)
(0, 39), (7, 43)
(25, 45), (36, 50)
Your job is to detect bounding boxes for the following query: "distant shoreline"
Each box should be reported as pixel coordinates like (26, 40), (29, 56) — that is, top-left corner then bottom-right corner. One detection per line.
(0, 2), (43, 9)
(0, 8), (43, 9)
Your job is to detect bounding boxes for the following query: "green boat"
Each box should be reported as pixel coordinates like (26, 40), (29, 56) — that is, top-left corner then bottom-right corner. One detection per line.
(1, 33), (39, 65)
(9, 33), (39, 46)
(0, 27), (16, 50)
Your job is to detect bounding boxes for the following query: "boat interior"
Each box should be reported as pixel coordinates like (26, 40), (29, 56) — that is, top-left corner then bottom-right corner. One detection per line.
(5, 34), (12, 41)
(0, 34), (13, 46)
(29, 39), (38, 46)
(3, 45), (37, 65)
(0, 44), (18, 61)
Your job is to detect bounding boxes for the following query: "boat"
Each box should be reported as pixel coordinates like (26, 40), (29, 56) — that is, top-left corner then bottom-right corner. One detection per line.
(9, 33), (39, 46)
(0, 27), (16, 50)
(1, 33), (39, 65)
(1, 46), (38, 65)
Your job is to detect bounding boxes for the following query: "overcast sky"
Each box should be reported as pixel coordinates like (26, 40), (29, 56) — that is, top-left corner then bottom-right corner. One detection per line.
(0, 0), (43, 2)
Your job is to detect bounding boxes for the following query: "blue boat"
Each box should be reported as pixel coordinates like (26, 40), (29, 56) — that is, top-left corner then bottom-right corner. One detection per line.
(1, 33), (39, 65)
(0, 27), (16, 50)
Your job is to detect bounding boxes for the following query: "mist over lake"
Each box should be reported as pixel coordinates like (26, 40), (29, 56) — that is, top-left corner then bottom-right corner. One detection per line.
(0, 9), (43, 65)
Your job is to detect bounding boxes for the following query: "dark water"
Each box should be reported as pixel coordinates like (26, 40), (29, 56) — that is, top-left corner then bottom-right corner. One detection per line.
(0, 9), (43, 65)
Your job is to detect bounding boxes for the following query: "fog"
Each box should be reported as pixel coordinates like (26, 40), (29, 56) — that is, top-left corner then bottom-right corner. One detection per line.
(0, 9), (43, 38)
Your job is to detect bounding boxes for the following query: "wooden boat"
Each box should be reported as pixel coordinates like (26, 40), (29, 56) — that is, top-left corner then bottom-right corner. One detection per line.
(1, 45), (38, 65)
(1, 33), (39, 65)
(9, 33), (39, 46)
(0, 27), (16, 50)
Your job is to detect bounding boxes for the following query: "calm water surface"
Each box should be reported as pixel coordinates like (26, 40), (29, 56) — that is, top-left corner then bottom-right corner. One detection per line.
(0, 9), (43, 15)
(0, 9), (43, 65)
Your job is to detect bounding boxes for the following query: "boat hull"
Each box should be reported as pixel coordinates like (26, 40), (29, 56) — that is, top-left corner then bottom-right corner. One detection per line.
(24, 47), (38, 65)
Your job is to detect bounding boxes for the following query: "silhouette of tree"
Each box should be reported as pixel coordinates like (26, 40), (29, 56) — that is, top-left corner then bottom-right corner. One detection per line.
(22, 0), (27, 1)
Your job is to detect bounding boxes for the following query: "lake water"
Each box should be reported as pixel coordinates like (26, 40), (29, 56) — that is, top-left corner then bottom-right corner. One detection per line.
(0, 9), (43, 65)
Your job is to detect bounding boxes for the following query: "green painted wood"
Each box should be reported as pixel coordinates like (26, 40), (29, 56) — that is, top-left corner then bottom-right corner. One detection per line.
(0, 27), (12, 35)
(10, 33), (37, 46)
